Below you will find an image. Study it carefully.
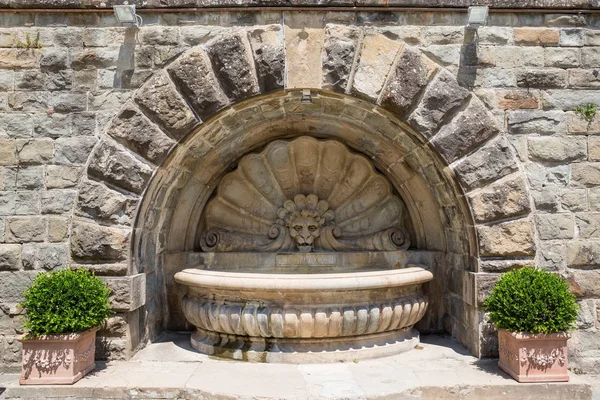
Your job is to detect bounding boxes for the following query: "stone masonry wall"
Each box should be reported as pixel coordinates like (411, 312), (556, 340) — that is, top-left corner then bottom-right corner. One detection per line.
(0, 7), (598, 374)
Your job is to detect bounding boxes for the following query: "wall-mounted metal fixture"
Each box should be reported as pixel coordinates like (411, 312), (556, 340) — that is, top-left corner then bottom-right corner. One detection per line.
(301, 89), (312, 104)
(113, 4), (143, 27)
(466, 6), (488, 30)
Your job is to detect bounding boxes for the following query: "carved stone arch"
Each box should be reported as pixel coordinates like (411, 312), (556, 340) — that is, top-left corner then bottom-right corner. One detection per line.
(73, 28), (534, 358)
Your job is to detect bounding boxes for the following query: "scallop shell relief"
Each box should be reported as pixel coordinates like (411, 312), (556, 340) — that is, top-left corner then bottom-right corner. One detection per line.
(200, 136), (410, 252)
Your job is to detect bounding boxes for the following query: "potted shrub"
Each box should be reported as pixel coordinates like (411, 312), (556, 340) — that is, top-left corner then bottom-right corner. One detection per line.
(19, 268), (112, 385)
(483, 267), (579, 383)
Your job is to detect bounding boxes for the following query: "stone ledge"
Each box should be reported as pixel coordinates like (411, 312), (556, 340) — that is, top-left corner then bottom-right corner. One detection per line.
(0, 0), (598, 9)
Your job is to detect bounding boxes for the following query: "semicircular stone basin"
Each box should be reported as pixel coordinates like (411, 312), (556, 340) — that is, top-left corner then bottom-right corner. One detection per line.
(174, 136), (435, 363)
(175, 252), (433, 363)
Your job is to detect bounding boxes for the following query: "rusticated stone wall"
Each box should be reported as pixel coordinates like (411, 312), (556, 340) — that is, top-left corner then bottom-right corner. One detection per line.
(0, 5), (598, 374)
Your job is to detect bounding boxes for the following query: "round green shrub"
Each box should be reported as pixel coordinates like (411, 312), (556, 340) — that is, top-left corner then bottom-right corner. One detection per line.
(483, 267), (579, 334)
(21, 268), (112, 337)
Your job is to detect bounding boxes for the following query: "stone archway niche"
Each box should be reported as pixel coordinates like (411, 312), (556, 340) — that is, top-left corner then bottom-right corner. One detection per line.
(174, 136), (434, 362)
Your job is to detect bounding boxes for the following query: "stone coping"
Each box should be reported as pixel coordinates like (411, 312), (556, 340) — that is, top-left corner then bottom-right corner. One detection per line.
(0, 0), (598, 9)
(175, 264), (433, 291)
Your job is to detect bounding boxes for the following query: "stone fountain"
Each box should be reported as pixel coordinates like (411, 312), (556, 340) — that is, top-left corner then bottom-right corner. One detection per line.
(175, 136), (433, 363)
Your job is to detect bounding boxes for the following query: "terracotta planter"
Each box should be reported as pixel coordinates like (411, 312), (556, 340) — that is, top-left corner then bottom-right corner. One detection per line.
(498, 329), (571, 383)
(19, 327), (98, 385)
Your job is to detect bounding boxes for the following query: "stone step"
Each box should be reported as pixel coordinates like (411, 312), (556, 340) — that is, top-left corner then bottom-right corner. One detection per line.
(1, 334), (597, 400)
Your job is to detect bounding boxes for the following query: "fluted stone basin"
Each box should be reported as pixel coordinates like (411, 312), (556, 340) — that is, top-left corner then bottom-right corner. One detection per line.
(174, 252), (433, 363)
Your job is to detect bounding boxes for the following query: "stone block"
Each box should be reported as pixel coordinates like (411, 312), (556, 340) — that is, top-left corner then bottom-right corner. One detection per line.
(477, 218), (536, 257)
(576, 213), (600, 239)
(431, 97), (500, 163)
(5, 216), (45, 243)
(453, 136), (518, 192)
(474, 68), (517, 88)
(477, 46), (544, 68)
(0, 49), (41, 69)
(516, 68), (566, 88)
(572, 163), (600, 187)
(49, 93), (86, 113)
(54, 136), (97, 165)
(206, 34), (260, 102)
(589, 137), (600, 161)
(16, 166), (43, 190)
(0, 271), (37, 303)
(167, 48), (229, 123)
(73, 69), (97, 92)
(70, 47), (120, 70)
(574, 299), (596, 330)
(0, 191), (15, 215)
(71, 221), (129, 263)
(527, 136), (587, 162)
(542, 90), (600, 111)
(567, 241), (600, 267)
(585, 30), (600, 46)
(538, 242), (565, 271)
(45, 70), (73, 91)
(76, 180), (137, 226)
(568, 69), (600, 89)
(247, 25), (285, 92)
(103, 273), (146, 312)
(0, 113), (32, 138)
(71, 112), (95, 137)
(45, 165), (81, 188)
(560, 189), (587, 212)
(40, 190), (76, 214)
(496, 90), (541, 110)
(480, 259), (530, 273)
(0, 139), (15, 165)
(0, 244), (21, 271)
(108, 106), (175, 165)
(514, 28), (559, 46)
(535, 213), (574, 240)
(88, 140), (153, 195)
(321, 24), (360, 93)
(560, 28), (585, 47)
(88, 91), (132, 112)
(284, 12), (325, 89)
(421, 45), (462, 68)
(421, 26), (464, 46)
(507, 110), (565, 135)
(15, 191), (40, 215)
(8, 92), (49, 112)
(544, 47), (580, 68)
(352, 31), (403, 100)
(134, 71), (198, 140)
(408, 70), (470, 138)
(39, 47), (68, 70)
(48, 217), (69, 242)
(591, 188), (600, 211)
(22, 243), (68, 271)
(382, 46), (437, 118)
(15, 138), (53, 164)
(581, 47), (600, 68)
(139, 27), (179, 46)
(15, 70), (45, 91)
(0, 71), (13, 92)
(566, 268), (600, 297)
(33, 113), (71, 138)
(567, 112), (600, 135)
(467, 174), (530, 224)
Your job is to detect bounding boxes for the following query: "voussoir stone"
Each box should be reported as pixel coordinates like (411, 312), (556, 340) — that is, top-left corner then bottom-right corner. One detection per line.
(108, 105), (175, 165)
(134, 71), (198, 140)
(407, 70), (470, 138)
(382, 46), (438, 118)
(431, 97), (500, 163)
(167, 48), (230, 122)
(321, 24), (361, 93)
(453, 136), (519, 192)
(87, 140), (153, 195)
(206, 33), (260, 102)
(76, 180), (138, 226)
(467, 174), (530, 224)
(477, 218), (536, 257)
(247, 25), (285, 92)
(71, 221), (129, 263)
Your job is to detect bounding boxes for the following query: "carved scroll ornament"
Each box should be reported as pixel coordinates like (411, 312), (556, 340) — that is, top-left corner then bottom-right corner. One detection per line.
(200, 136), (410, 252)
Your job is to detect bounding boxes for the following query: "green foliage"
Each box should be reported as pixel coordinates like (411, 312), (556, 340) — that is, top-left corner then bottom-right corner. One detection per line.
(575, 102), (597, 122)
(15, 31), (42, 49)
(21, 269), (112, 337)
(483, 267), (579, 334)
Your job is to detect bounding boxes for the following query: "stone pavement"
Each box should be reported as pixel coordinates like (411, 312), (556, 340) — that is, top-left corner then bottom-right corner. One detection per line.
(1, 334), (598, 400)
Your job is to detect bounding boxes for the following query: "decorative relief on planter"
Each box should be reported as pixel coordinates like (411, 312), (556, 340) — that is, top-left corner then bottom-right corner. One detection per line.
(200, 136), (410, 252)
